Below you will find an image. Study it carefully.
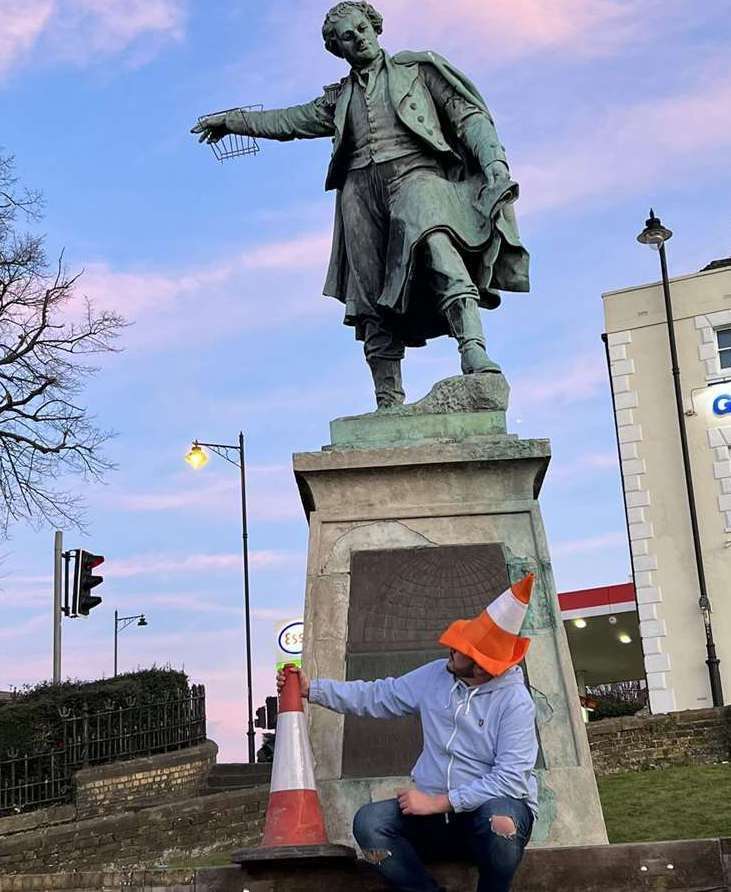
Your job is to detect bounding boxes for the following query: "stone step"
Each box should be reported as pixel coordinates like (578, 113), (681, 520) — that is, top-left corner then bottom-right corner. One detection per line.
(0, 836), (727, 891)
(203, 763), (272, 792)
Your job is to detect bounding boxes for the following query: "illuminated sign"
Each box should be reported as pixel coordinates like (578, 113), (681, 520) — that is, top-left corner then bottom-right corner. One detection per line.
(712, 394), (731, 416)
(692, 382), (731, 427)
(277, 620), (304, 656)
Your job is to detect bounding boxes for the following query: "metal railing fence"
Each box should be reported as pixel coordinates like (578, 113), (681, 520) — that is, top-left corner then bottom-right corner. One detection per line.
(0, 685), (206, 816)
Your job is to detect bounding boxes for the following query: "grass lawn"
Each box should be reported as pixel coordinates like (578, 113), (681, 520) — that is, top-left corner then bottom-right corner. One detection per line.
(597, 763), (731, 844)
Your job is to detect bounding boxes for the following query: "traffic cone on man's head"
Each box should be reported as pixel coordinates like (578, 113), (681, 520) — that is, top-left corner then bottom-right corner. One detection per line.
(260, 665), (329, 847)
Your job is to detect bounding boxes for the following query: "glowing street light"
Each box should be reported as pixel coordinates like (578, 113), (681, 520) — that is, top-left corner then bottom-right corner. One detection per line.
(185, 443), (209, 470)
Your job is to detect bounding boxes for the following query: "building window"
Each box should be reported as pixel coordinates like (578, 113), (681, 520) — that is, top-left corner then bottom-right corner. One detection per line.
(718, 328), (731, 370)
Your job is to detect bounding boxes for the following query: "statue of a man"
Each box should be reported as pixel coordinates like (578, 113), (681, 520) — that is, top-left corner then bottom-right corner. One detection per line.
(192, 2), (529, 409)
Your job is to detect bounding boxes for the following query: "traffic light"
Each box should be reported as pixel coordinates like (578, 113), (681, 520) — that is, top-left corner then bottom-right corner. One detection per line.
(254, 696), (278, 730)
(73, 550), (104, 616)
(264, 696), (277, 729)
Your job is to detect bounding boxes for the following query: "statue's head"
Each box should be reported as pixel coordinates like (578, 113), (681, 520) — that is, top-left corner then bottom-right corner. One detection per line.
(322, 2), (383, 67)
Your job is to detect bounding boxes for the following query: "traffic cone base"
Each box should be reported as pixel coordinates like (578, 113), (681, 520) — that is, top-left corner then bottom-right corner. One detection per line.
(261, 789), (328, 848)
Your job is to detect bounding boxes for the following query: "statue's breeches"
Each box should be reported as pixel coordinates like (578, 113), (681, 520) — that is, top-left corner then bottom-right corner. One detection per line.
(339, 155), (492, 347)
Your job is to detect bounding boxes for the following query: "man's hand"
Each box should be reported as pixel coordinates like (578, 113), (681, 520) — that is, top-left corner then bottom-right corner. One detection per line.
(396, 789), (451, 816)
(483, 160), (510, 190)
(276, 665), (310, 700)
(191, 113), (228, 144)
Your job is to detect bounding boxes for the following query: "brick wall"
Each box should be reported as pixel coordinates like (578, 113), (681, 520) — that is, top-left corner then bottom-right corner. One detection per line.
(74, 740), (218, 818)
(0, 785), (268, 875)
(587, 705), (730, 774)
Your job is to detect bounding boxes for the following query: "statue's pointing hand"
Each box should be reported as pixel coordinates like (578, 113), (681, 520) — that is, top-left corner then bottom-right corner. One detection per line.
(191, 113), (228, 144)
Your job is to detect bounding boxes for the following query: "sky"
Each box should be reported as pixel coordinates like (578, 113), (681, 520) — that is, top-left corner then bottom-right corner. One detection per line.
(0, 0), (729, 761)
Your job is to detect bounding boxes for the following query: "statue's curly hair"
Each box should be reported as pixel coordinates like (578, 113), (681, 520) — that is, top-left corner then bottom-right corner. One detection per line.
(322, 2), (384, 58)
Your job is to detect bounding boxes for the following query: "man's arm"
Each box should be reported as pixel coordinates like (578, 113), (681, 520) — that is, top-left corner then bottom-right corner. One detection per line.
(308, 663), (433, 719)
(448, 693), (538, 813)
(421, 65), (509, 187)
(192, 88), (338, 144)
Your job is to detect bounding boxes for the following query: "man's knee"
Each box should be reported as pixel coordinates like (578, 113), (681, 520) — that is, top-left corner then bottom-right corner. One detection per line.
(490, 814), (517, 839)
(469, 800), (530, 872)
(471, 799), (529, 844)
(352, 799), (398, 850)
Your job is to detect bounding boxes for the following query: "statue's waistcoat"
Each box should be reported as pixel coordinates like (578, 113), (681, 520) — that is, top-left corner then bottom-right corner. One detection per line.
(346, 62), (424, 170)
(326, 54), (457, 191)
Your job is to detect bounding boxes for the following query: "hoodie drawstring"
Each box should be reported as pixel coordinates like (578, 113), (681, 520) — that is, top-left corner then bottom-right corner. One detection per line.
(444, 680), (459, 708)
(465, 686), (479, 717)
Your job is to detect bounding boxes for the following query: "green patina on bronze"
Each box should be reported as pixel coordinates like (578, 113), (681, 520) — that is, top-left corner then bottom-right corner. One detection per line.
(192, 2), (530, 410)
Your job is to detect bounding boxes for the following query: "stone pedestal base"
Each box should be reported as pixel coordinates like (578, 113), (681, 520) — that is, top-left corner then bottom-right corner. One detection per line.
(292, 377), (607, 849)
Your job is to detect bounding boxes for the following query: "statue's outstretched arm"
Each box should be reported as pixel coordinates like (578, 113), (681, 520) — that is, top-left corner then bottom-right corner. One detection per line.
(224, 96), (336, 141)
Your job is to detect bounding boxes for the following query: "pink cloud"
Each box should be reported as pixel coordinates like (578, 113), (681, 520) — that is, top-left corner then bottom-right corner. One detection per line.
(0, 0), (54, 77)
(241, 233), (333, 271)
(548, 451), (619, 483)
(0, 588), (50, 608)
(0, 0), (185, 79)
(61, 0), (186, 53)
(386, 0), (637, 63)
(551, 530), (627, 557)
(517, 73), (731, 215)
(105, 463), (302, 522)
(0, 614), (47, 640)
(106, 550), (302, 578)
(77, 228), (335, 348)
(511, 352), (607, 408)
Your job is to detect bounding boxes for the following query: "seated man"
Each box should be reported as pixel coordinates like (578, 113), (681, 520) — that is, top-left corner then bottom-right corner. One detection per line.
(277, 573), (539, 892)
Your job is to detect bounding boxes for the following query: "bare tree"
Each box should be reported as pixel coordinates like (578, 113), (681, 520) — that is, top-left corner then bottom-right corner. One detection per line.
(0, 152), (126, 536)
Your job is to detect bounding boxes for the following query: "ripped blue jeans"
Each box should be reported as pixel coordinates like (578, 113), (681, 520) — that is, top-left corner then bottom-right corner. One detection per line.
(353, 796), (533, 892)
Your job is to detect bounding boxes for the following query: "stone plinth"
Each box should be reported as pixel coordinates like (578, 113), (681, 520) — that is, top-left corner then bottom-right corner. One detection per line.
(293, 378), (607, 849)
(330, 372), (509, 449)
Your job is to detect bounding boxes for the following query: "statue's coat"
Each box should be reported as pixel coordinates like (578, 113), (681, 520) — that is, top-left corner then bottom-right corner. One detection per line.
(235, 51), (529, 341)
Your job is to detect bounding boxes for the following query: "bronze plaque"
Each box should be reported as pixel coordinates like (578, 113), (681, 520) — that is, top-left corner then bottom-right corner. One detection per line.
(342, 543), (511, 778)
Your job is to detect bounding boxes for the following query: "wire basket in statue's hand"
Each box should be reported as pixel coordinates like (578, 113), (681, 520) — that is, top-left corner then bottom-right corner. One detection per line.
(201, 105), (262, 162)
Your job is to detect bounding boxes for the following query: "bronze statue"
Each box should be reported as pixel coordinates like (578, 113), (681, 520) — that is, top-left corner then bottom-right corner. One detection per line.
(192, 2), (529, 409)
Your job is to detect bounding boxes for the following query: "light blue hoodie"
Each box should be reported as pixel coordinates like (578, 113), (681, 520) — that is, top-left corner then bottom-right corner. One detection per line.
(309, 659), (539, 816)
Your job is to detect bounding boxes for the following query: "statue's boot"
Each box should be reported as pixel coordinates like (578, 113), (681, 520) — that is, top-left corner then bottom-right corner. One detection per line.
(444, 297), (502, 375)
(368, 358), (406, 409)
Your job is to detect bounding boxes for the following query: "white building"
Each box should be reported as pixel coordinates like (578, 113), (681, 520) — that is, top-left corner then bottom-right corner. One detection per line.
(603, 257), (731, 714)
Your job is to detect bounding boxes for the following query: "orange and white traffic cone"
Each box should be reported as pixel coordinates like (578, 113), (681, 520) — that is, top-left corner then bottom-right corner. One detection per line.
(260, 664), (329, 848)
(231, 665), (354, 866)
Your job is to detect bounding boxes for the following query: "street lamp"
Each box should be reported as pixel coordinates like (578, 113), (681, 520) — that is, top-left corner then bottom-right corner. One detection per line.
(185, 432), (256, 763)
(637, 209), (724, 707)
(114, 610), (148, 677)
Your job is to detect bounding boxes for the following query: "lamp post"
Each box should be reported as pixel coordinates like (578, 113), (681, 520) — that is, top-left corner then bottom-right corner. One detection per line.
(637, 210), (724, 707)
(114, 610), (148, 677)
(185, 432), (256, 763)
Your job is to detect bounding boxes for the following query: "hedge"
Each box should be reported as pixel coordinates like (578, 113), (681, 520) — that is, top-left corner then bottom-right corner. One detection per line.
(0, 665), (189, 758)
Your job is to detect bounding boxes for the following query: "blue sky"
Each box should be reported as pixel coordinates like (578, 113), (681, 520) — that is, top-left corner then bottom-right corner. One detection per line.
(1, 0), (729, 760)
